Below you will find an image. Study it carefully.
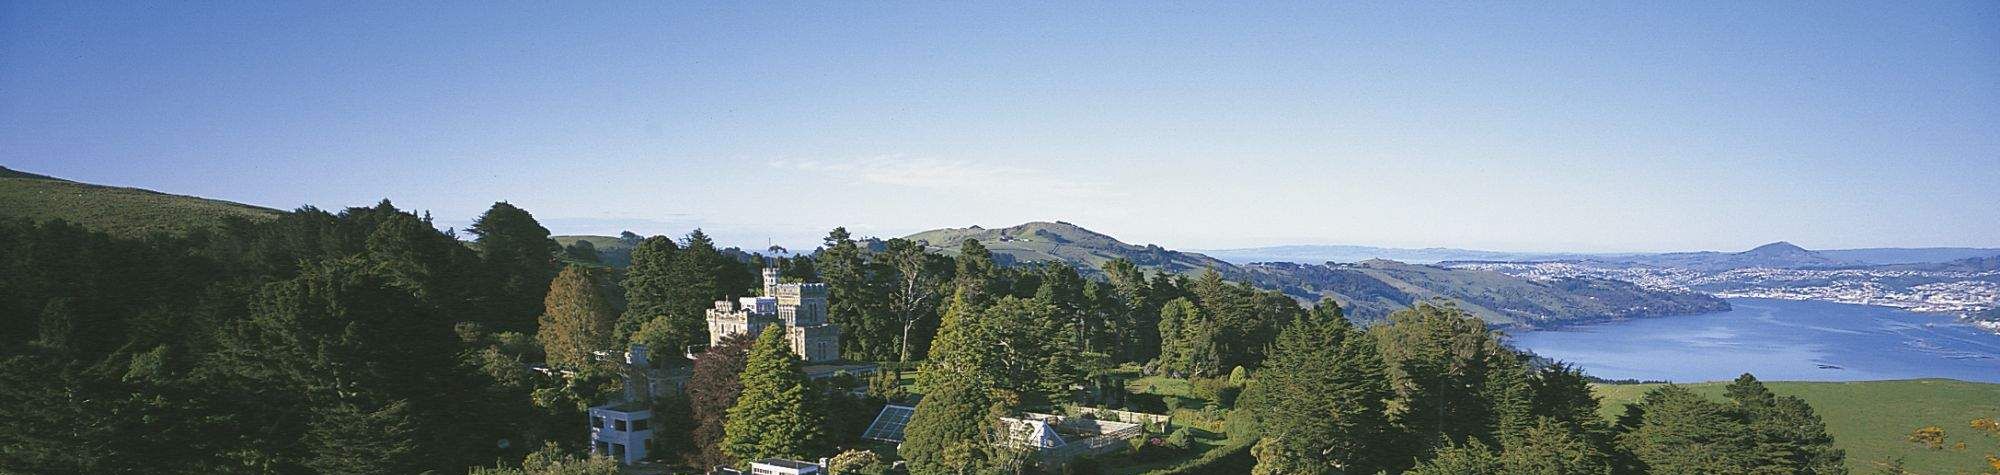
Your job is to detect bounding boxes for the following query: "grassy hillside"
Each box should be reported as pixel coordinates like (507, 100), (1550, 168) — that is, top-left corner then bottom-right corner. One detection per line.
(0, 166), (280, 237)
(1245, 260), (1729, 326)
(553, 235), (638, 268)
(1594, 379), (2000, 474)
(906, 221), (1727, 327)
(907, 221), (1237, 277)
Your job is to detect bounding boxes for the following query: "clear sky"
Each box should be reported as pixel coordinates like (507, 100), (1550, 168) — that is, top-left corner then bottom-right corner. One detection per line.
(4, 2), (1996, 252)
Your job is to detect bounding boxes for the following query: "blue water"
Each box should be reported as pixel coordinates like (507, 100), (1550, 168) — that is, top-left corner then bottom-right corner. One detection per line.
(1507, 298), (2000, 383)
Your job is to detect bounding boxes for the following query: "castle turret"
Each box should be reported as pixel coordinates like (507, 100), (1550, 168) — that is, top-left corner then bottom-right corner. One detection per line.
(762, 267), (781, 297)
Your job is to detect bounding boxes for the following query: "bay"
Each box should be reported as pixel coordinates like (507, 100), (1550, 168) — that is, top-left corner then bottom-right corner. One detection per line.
(1506, 298), (2000, 383)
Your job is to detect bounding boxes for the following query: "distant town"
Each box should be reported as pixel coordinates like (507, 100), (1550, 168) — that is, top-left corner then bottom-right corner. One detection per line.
(1453, 261), (2000, 327)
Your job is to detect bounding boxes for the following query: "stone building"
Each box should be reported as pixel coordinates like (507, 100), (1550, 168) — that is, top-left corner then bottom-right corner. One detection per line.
(707, 267), (842, 362)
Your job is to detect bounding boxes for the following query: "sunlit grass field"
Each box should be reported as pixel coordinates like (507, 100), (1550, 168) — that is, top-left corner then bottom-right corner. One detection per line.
(1594, 379), (2000, 474)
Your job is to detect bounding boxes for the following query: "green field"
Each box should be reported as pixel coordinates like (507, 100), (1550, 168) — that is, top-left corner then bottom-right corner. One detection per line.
(0, 167), (279, 237)
(1594, 379), (2000, 474)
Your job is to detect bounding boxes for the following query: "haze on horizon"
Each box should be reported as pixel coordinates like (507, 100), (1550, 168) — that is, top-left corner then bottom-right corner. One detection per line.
(4, 3), (1996, 253)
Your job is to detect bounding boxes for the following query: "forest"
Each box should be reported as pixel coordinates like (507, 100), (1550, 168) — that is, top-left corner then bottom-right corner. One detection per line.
(0, 200), (1851, 474)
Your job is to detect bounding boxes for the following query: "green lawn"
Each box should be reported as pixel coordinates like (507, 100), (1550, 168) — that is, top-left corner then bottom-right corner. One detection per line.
(1594, 379), (2000, 474)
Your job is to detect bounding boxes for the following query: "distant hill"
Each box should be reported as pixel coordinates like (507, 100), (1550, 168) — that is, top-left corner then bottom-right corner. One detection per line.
(1229, 240), (2000, 270)
(1567, 241), (1856, 271)
(1239, 260), (1728, 327)
(1550, 241), (2000, 271)
(1821, 247), (2000, 266)
(0, 165), (280, 237)
(906, 221), (1237, 277)
(906, 222), (1727, 327)
(1193, 244), (1604, 265)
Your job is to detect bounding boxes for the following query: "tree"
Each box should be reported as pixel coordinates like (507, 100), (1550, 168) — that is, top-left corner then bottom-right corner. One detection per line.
(306, 401), (424, 475)
(1253, 299), (1394, 474)
(1498, 417), (1612, 475)
(1101, 258), (1159, 364)
(723, 327), (822, 465)
(902, 370), (1005, 475)
(619, 236), (680, 341)
(687, 333), (754, 468)
(537, 266), (617, 369)
(1726, 374), (1845, 474)
(819, 228), (880, 360)
(1155, 297), (1219, 377)
(469, 202), (561, 332)
(1529, 362), (1602, 430)
(827, 448), (892, 475)
(1405, 439), (1503, 475)
(563, 240), (601, 264)
(661, 230), (748, 353)
(1372, 303), (1527, 452)
(212, 258), (472, 473)
(468, 442), (620, 475)
(1617, 384), (1757, 474)
(880, 238), (945, 362)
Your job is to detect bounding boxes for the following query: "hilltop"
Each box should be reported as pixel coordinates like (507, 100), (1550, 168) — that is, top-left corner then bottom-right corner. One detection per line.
(906, 221), (1237, 276)
(906, 222), (1727, 327)
(0, 165), (280, 237)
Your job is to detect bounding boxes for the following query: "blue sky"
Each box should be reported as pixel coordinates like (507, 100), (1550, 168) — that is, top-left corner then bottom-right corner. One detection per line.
(4, 2), (1996, 252)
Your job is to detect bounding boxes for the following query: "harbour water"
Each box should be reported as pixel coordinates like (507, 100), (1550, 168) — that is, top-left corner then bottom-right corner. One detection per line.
(1507, 298), (2000, 383)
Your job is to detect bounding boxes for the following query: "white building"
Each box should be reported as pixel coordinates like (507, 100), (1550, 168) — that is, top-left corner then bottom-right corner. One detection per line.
(588, 401), (653, 465)
(749, 458), (824, 475)
(588, 345), (675, 465)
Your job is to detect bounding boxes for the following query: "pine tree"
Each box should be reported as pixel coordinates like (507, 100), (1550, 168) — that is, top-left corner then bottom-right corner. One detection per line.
(1529, 362), (1603, 429)
(819, 227), (877, 359)
(1101, 258), (1158, 364)
(1254, 299), (1394, 474)
(1618, 384), (1758, 474)
(1155, 297), (1219, 377)
(723, 327), (822, 465)
(902, 370), (1004, 475)
(469, 202), (561, 332)
(620, 237), (679, 319)
(1372, 303), (1520, 451)
(306, 401), (424, 475)
(1499, 417), (1612, 475)
(537, 266), (617, 369)
(1726, 373), (1846, 474)
(1406, 439), (1503, 475)
(661, 230), (742, 352)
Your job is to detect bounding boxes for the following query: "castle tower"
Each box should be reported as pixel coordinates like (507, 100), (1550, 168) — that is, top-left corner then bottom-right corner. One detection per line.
(762, 267), (781, 297)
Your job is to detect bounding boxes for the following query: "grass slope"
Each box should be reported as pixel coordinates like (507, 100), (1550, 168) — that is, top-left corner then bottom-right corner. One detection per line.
(907, 221), (1237, 277)
(553, 235), (637, 268)
(906, 221), (1728, 328)
(1594, 379), (2000, 474)
(0, 166), (279, 237)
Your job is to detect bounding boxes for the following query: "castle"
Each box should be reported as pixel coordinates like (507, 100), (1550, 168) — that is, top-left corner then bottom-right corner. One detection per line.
(706, 268), (842, 362)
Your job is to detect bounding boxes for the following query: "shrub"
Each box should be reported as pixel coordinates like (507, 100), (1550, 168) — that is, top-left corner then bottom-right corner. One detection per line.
(1165, 428), (1195, 451)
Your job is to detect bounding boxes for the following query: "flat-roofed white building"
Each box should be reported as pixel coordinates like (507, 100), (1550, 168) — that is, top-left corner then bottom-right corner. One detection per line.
(587, 401), (653, 465)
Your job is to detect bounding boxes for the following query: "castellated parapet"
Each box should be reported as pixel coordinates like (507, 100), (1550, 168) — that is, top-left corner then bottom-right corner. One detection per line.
(706, 268), (842, 362)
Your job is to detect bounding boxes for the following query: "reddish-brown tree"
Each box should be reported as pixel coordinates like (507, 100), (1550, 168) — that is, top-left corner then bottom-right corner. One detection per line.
(685, 333), (754, 469)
